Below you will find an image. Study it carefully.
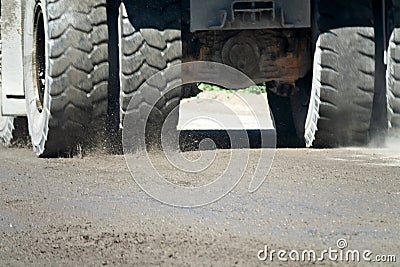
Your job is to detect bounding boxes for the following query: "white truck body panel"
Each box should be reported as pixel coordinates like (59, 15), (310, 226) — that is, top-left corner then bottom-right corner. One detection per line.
(1, 0), (26, 116)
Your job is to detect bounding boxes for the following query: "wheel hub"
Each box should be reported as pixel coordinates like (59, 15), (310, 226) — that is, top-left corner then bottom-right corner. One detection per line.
(221, 34), (260, 76)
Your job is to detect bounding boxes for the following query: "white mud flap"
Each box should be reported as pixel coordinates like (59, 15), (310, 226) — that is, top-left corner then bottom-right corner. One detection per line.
(1, 0), (26, 116)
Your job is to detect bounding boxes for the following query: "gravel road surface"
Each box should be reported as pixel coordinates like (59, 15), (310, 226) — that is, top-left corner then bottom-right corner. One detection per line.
(0, 144), (399, 266)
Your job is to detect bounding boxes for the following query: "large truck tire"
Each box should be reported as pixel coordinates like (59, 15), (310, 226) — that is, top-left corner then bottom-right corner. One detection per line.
(90, 1), (109, 133)
(303, 0), (376, 147)
(24, 0), (108, 156)
(119, 1), (183, 150)
(387, 28), (400, 130)
(0, 116), (13, 147)
(308, 28), (375, 147)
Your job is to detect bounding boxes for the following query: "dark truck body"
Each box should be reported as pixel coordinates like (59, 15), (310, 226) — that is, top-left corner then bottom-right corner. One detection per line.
(190, 0), (311, 31)
(185, 0), (313, 86)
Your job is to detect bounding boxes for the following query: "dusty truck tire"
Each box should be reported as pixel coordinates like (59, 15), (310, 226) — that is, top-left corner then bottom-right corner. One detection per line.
(90, 0), (109, 132)
(119, 1), (183, 150)
(309, 28), (375, 147)
(24, 0), (108, 156)
(387, 28), (400, 130)
(0, 116), (14, 147)
(303, 0), (376, 147)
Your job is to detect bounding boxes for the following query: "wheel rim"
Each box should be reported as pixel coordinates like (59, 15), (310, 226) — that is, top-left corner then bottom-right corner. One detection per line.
(33, 5), (46, 113)
(25, 0), (51, 153)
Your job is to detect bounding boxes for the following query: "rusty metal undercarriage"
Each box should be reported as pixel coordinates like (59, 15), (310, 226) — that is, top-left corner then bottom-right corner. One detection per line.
(183, 29), (312, 91)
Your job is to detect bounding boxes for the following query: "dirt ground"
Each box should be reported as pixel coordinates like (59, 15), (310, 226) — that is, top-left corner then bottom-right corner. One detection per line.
(0, 144), (399, 266)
